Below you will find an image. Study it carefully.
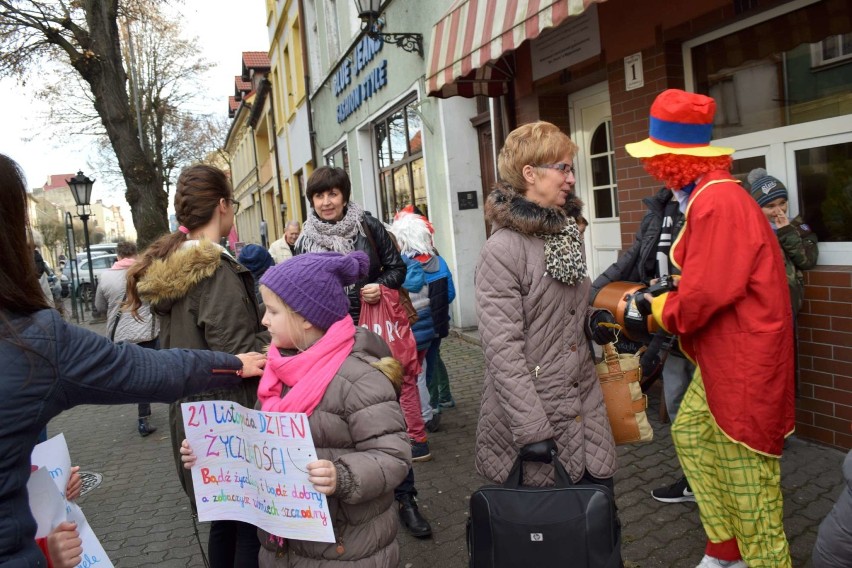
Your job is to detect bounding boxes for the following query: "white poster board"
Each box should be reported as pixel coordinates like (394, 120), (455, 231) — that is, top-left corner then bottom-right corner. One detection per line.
(181, 401), (334, 543)
(531, 5), (601, 81)
(30, 434), (114, 568)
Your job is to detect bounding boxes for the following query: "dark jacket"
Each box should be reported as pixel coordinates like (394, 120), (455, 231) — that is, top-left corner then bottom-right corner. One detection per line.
(401, 255), (434, 351)
(776, 216), (819, 317)
(137, 240), (269, 507)
(421, 255), (455, 338)
(590, 188), (681, 303)
(0, 309), (241, 567)
(257, 328), (410, 567)
(295, 212), (407, 324)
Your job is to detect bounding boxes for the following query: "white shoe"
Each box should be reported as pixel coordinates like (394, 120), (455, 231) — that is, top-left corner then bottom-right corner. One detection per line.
(695, 555), (748, 568)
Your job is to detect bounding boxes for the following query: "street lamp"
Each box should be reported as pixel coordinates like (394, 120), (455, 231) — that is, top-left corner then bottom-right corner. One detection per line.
(66, 170), (97, 308)
(354, 0), (423, 57)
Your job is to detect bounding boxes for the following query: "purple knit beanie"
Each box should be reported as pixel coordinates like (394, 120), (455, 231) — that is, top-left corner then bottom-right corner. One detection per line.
(259, 251), (370, 329)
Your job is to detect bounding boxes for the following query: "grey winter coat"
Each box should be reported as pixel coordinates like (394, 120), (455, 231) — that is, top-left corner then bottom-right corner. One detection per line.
(474, 185), (618, 486)
(257, 328), (411, 568)
(95, 264), (159, 343)
(137, 240), (269, 507)
(813, 450), (852, 567)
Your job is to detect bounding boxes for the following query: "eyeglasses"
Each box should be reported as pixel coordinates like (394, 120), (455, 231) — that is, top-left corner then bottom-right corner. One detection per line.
(226, 198), (240, 214)
(535, 163), (576, 176)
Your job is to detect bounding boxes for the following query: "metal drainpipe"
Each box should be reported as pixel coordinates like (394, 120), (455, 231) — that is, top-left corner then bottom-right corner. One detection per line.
(297, 0), (318, 172)
(266, 79), (287, 234)
(249, 117), (267, 247)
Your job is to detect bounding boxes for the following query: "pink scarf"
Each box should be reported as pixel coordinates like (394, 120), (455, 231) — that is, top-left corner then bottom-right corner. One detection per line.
(257, 317), (356, 415)
(111, 257), (136, 270)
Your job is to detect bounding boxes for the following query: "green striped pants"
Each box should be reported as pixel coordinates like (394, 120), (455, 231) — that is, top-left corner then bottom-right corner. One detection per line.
(671, 369), (791, 568)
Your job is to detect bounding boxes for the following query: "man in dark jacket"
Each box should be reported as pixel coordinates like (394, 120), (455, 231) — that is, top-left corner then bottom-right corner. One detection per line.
(590, 187), (696, 503)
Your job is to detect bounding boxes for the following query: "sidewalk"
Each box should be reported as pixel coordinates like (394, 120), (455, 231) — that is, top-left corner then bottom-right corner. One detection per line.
(48, 326), (846, 567)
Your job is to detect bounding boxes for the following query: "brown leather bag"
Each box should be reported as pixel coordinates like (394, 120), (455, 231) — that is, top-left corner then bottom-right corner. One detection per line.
(397, 287), (419, 326)
(595, 343), (653, 445)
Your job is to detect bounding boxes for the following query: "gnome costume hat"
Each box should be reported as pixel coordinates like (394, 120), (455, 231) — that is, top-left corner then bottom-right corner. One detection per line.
(626, 89), (735, 158)
(390, 212), (436, 257)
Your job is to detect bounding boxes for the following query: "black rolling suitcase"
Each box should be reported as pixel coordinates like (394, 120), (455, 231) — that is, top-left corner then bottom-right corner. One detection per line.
(467, 447), (621, 568)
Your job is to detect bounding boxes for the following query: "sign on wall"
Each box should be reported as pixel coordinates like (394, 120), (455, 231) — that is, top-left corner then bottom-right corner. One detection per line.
(334, 35), (389, 124)
(530, 5), (601, 81)
(624, 52), (644, 91)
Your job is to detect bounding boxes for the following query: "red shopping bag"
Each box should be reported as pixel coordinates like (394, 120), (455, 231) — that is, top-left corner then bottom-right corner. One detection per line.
(358, 286), (420, 380)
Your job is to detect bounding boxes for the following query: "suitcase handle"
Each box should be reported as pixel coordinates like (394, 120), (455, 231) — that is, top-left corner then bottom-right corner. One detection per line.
(503, 448), (574, 489)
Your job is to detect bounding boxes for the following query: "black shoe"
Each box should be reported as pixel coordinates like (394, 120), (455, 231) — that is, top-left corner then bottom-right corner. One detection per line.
(425, 413), (441, 433)
(651, 476), (695, 503)
(138, 418), (157, 437)
(398, 495), (432, 538)
(411, 441), (432, 462)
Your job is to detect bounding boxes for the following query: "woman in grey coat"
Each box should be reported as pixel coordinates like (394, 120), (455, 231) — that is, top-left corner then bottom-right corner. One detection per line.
(94, 240), (161, 436)
(474, 121), (619, 488)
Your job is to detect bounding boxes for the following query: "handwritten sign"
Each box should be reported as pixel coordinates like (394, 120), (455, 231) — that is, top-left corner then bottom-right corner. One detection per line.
(181, 401), (334, 543)
(30, 434), (114, 568)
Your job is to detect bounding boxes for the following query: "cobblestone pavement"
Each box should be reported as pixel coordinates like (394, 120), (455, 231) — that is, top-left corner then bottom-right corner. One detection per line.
(49, 321), (846, 567)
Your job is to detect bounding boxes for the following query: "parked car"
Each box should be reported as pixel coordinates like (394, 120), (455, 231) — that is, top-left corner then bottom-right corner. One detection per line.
(73, 253), (117, 301)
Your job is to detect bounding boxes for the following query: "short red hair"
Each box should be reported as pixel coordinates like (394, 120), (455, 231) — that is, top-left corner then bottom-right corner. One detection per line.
(641, 154), (733, 189)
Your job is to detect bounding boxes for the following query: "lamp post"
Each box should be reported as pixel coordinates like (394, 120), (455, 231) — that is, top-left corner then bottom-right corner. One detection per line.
(64, 211), (80, 323)
(354, 0), (424, 56)
(66, 171), (97, 310)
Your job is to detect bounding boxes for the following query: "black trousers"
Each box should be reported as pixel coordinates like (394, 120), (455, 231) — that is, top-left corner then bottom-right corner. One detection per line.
(208, 520), (260, 568)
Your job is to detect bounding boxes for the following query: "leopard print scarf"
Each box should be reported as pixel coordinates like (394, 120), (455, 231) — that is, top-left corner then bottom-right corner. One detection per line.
(539, 217), (586, 286)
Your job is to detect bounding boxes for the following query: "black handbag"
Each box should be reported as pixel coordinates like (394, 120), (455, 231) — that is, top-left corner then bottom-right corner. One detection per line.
(467, 448), (622, 568)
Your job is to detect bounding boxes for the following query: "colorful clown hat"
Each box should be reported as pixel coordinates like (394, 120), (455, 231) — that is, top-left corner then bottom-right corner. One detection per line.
(625, 89), (734, 158)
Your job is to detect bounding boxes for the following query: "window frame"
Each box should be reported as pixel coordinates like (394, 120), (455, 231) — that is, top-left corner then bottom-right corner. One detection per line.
(683, 0), (852, 264)
(372, 95), (426, 222)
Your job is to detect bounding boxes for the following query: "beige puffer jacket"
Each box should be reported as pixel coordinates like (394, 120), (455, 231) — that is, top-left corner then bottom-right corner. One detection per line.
(474, 184), (617, 486)
(258, 327), (411, 568)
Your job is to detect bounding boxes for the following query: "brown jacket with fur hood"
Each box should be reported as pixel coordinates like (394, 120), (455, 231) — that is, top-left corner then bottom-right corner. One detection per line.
(137, 240), (269, 505)
(257, 328), (411, 568)
(474, 184), (617, 486)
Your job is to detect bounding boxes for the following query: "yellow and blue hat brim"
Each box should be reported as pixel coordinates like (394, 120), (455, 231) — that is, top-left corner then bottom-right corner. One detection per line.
(626, 137), (735, 158)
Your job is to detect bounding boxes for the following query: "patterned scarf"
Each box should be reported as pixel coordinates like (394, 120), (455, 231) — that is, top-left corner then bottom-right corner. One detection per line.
(296, 201), (366, 254)
(539, 216), (587, 286)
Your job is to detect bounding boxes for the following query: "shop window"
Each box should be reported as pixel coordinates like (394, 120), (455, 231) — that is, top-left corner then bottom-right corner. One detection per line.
(689, 1), (852, 140)
(731, 155), (767, 188)
(687, 0), (852, 264)
(795, 140), (852, 242)
(325, 144), (349, 176)
(589, 121), (618, 219)
(374, 97), (427, 222)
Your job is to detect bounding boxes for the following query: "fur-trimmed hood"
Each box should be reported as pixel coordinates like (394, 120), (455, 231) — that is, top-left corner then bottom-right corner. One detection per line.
(137, 240), (224, 311)
(485, 183), (583, 236)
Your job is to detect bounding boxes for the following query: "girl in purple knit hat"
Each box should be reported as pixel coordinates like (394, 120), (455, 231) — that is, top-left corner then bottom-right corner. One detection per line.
(181, 251), (411, 567)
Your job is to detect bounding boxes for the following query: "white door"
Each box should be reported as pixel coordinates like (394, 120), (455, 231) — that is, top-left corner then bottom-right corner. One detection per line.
(569, 83), (622, 279)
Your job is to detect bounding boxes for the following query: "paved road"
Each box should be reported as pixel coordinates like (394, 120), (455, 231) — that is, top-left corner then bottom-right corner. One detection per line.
(48, 321), (846, 567)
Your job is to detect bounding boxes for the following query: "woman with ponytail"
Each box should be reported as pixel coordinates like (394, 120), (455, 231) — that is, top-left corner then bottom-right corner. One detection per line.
(126, 164), (269, 568)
